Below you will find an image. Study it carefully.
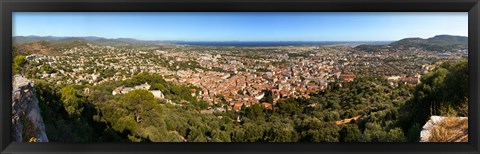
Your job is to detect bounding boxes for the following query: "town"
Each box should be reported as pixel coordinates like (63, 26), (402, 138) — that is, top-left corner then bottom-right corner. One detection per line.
(22, 42), (467, 112)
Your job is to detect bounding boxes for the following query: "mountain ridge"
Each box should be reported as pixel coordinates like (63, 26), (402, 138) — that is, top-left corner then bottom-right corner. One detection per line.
(355, 35), (467, 52)
(13, 35), (394, 46)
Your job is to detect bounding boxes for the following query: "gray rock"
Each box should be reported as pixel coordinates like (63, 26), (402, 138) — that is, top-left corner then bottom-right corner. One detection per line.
(12, 75), (49, 142)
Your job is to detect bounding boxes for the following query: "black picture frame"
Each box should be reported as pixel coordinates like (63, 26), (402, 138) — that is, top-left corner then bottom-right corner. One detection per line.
(0, 0), (479, 154)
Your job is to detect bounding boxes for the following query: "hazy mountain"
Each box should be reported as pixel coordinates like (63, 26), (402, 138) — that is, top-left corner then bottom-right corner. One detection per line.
(13, 36), (176, 47)
(13, 36), (180, 56)
(390, 35), (467, 51)
(355, 35), (468, 52)
(13, 35), (65, 44)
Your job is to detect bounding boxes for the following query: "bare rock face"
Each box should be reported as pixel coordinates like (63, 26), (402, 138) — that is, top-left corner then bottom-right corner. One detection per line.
(12, 75), (48, 142)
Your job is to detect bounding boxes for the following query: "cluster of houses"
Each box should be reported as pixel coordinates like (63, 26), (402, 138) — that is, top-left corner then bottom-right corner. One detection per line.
(387, 75), (420, 86)
(337, 72), (421, 87)
(228, 101), (274, 112)
(339, 73), (356, 82)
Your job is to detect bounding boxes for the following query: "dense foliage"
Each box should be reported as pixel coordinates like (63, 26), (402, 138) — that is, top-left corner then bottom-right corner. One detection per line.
(13, 55), (27, 75)
(354, 45), (384, 53)
(398, 60), (468, 141)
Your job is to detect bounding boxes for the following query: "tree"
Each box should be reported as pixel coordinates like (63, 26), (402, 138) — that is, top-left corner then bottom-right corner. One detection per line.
(60, 85), (83, 116)
(210, 129), (231, 142)
(276, 98), (301, 115)
(188, 127), (207, 142)
(339, 124), (362, 142)
(13, 55), (27, 75)
(122, 89), (157, 123)
(265, 122), (299, 142)
(244, 104), (264, 120)
(259, 90), (274, 104)
(387, 127), (407, 142)
(242, 122), (264, 142)
(362, 122), (388, 142)
(399, 60), (468, 135)
(113, 116), (139, 133)
(237, 90), (243, 95)
(439, 60), (468, 116)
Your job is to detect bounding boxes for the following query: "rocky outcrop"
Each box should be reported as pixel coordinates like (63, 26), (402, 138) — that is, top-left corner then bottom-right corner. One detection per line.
(420, 116), (468, 142)
(12, 75), (48, 142)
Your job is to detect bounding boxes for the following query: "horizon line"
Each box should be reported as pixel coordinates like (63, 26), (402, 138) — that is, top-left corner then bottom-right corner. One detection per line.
(13, 34), (468, 42)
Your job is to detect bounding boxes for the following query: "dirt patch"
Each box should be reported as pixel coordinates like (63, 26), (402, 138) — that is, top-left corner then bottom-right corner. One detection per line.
(335, 115), (361, 125)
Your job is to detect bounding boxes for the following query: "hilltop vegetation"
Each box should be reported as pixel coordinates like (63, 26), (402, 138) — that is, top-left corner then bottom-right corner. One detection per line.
(13, 41), (60, 56)
(354, 44), (386, 53)
(398, 60), (468, 141)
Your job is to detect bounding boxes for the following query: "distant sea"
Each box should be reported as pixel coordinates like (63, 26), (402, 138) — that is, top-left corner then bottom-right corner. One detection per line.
(173, 41), (392, 47)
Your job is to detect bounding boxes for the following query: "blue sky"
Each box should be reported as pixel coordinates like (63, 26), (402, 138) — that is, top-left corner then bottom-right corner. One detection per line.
(13, 12), (467, 41)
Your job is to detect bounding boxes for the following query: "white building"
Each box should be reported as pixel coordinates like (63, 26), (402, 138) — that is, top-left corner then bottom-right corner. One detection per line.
(134, 82), (151, 90)
(387, 76), (401, 81)
(149, 90), (165, 99)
